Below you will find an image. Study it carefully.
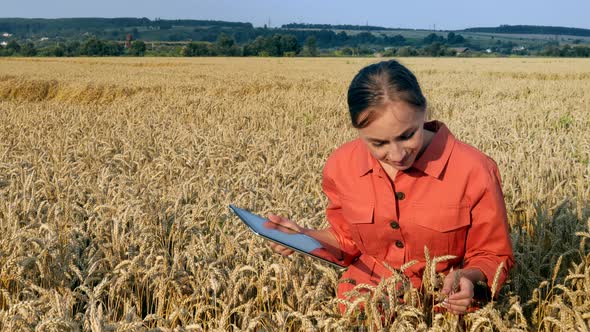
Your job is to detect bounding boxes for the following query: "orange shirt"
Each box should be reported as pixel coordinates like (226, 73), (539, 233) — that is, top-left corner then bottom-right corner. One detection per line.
(322, 121), (514, 299)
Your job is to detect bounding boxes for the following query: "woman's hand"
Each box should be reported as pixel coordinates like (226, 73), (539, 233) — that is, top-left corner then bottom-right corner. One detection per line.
(440, 268), (483, 315)
(264, 214), (305, 257)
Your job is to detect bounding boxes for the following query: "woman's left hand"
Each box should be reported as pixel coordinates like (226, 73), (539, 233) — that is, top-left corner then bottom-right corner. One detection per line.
(440, 270), (475, 315)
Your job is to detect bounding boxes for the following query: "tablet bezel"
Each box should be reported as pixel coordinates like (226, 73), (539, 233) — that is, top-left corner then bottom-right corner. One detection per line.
(229, 205), (346, 269)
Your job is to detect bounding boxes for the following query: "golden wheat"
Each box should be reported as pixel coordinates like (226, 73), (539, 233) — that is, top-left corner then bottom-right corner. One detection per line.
(0, 57), (589, 331)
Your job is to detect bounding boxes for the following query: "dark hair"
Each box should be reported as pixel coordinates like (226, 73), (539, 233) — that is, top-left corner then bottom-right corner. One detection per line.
(347, 60), (426, 128)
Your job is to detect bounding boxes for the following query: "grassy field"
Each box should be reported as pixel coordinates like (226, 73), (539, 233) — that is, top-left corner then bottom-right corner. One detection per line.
(0, 57), (589, 331)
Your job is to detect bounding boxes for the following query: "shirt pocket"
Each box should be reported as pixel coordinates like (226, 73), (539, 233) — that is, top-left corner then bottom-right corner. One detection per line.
(340, 197), (381, 256)
(407, 204), (471, 260)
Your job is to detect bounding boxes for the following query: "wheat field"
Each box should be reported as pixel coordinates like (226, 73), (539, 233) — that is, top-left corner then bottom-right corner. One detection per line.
(0, 57), (589, 331)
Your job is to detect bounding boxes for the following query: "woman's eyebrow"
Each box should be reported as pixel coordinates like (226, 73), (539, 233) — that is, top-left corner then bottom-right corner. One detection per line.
(366, 127), (418, 142)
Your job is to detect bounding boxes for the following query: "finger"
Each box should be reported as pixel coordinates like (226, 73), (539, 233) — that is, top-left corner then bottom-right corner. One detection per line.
(269, 242), (286, 252)
(278, 248), (294, 256)
(264, 220), (279, 229)
(282, 249), (294, 256)
(266, 215), (301, 234)
(445, 297), (472, 308)
(440, 273), (455, 295)
(443, 300), (469, 314)
(448, 279), (474, 300)
(448, 290), (473, 301)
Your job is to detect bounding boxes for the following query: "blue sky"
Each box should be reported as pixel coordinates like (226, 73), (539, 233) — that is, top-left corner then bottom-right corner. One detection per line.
(3, 0), (590, 30)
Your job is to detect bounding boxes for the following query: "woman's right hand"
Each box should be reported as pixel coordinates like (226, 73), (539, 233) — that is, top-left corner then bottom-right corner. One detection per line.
(264, 214), (305, 256)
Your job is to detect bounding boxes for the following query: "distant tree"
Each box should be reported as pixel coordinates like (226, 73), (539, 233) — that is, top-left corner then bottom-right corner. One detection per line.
(423, 33), (445, 45)
(81, 37), (103, 56)
(573, 46), (590, 57)
(356, 32), (377, 44)
(6, 40), (21, 53)
(243, 34), (300, 56)
(384, 34), (406, 46)
(278, 34), (300, 55)
(382, 48), (397, 57)
(338, 46), (354, 56)
(129, 40), (146, 56)
(335, 31), (349, 44)
(423, 42), (444, 56)
(81, 37), (123, 56)
(102, 41), (124, 56)
(64, 40), (81, 56)
(216, 33), (240, 56)
(182, 42), (213, 56)
(50, 44), (65, 57)
(20, 42), (37, 56)
(243, 36), (268, 56)
(541, 44), (560, 57)
(447, 32), (465, 44)
(397, 46), (417, 57)
(303, 35), (318, 56)
(131, 27), (140, 39)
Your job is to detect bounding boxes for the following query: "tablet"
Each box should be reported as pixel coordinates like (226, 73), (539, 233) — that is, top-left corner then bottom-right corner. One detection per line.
(228, 205), (346, 268)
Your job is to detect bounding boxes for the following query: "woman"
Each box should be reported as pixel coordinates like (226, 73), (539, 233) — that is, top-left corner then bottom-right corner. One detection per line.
(266, 59), (514, 315)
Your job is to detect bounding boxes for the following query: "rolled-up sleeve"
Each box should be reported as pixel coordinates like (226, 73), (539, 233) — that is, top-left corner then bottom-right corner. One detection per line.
(463, 160), (514, 292)
(322, 164), (361, 266)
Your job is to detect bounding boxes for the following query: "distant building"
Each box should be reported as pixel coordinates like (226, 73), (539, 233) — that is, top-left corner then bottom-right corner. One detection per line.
(40, 37), (49, 41)
(512, 46), (526, 52)
(0, 41), (7, 47)
(2, 33), (12, 38)
(451, 47), (470, 55)
(125, 34), (133, 49)
(486, 49), (493, 53)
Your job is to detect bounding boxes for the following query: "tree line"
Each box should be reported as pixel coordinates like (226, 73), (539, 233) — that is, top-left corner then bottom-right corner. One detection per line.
(464, 25), (590, 37)
(0, 38), (147, 57)
(2, 32), (590, 58)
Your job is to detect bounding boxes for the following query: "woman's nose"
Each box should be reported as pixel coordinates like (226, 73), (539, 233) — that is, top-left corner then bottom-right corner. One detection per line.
(387, 144), (406, 162)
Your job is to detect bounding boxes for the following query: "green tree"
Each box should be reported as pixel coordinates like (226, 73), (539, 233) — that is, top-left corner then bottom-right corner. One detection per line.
(129, 40), (146, 56)
(397, 46), (417, 57)
(423, 42), (443, 56)
(216, 33), (240, 56)
(182, 42), (214, 56)
(20, 42), (37, 56)
(447, 32), (465, 44)
(64, 40), (81, 56)
(81, 37), (104, 56)
(6, 40), (21, 54)
(276, 34), (300, 55)
(102, 41), (124, 56)
(243, 34), (300, 57)
(303, 36), (318, 56)
(423, 33), (444, 45)
(50, 44), (65, 57)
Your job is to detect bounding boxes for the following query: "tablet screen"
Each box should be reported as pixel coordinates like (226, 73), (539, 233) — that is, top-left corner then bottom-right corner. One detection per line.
(229, 205), (346, 268)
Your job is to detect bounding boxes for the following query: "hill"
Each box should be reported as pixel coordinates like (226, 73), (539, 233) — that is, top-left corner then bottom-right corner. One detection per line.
(462, 25), (590, 37)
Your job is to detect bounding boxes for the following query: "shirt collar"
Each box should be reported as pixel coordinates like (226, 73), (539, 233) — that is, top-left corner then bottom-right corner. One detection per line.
(357, 120), (455, 179)
(412, 121), (455, 179)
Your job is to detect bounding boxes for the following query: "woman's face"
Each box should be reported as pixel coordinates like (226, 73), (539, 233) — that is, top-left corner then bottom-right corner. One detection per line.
(357, 101), (427, 171)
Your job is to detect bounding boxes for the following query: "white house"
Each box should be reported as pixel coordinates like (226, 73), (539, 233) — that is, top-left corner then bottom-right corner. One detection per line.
(2, 33), (12, 38)
(1, 41), (7, 47)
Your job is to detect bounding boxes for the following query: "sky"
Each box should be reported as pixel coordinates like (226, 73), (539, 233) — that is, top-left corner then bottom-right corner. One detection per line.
(2, 0), (590, 31)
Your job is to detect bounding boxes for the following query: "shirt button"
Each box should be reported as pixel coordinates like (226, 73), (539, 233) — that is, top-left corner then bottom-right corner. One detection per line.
(390, 221), (400, 229)
(395, 192), (406, 200)
(395, 240), (404, 248)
